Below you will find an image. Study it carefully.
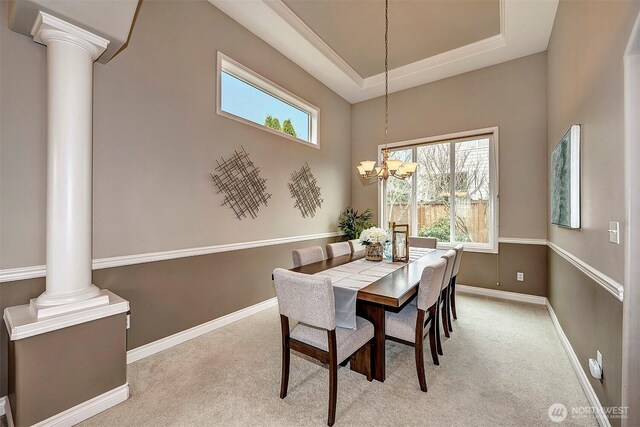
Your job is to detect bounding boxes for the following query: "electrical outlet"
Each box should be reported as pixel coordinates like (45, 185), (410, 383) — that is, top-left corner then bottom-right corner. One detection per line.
(597, 350), (603, 368)
(517, 272), (524, 281)
(126, 314), (131, 329)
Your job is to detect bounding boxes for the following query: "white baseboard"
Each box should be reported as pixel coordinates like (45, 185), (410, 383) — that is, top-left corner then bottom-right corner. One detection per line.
(0, 384), (128, 427)
(126, 297), (278, 364)
(545, 301), (610, 427)
(456, 284), (547, 305)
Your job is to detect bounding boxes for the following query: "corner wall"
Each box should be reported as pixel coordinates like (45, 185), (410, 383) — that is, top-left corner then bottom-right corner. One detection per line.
(546, 1), (640, 424)
(0, 0), (351, 396)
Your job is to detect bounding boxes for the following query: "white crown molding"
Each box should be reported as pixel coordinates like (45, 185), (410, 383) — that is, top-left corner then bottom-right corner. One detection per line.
(127, 297), (278, 364)
(208, 0), (558, 103)
(498, 237), (548, 245)
(545, 301), (611, 427)
(547, 241), (624, 302)
(4, 290), (129, 341)
(0, 231), (340, 283)
(456, 284), (547, 305)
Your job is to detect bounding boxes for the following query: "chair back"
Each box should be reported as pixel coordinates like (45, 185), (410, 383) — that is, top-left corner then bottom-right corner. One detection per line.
(416, 258), (447, 311)
(348, 239), (365, 253)
(409, 236), (437, 249)
(327, 242), (351, 258)
(440, 250), (457, 289)
(292, 246), (324, 267)
(273, 268), (336, 330)
(452, 244), (464, 277)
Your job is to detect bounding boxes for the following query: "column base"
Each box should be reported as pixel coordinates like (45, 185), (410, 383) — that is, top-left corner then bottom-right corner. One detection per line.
(33, 284), (106, 319)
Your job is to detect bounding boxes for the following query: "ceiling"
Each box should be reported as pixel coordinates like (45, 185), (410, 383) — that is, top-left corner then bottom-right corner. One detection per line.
(283, 0), (501, 78)
(209, 0), (559, 103)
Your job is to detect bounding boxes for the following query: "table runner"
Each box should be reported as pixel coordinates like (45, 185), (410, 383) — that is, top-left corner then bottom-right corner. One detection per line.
(317, 247), (436, 329)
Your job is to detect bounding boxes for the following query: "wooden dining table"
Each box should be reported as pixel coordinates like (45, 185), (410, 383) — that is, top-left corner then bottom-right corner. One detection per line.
(289, 248), (448, 382)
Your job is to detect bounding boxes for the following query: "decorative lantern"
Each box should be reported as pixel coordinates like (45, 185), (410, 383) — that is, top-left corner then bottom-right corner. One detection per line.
(390, 222), (409, 262)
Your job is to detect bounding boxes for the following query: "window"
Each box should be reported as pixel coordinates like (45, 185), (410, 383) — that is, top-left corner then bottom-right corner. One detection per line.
(381, 128), (499, 253)
(217, 52), (319, 147)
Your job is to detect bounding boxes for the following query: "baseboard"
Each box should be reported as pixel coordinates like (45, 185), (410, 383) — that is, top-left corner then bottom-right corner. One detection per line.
(126, 297), (278, 364)
(456, 284), (547, 305)
(0, 383), (128, 427)
(545, 301), (611, 427)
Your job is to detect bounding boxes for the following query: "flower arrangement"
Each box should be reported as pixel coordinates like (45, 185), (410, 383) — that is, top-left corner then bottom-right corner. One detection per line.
(359, 227), (389, 245)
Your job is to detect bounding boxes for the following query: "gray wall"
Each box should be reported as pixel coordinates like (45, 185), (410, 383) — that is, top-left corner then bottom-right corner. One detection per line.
(0, 0), (351, 396)
(0, 0), (352, 268)
(546, 0), (640, 423)
(351, 52), (549, 295)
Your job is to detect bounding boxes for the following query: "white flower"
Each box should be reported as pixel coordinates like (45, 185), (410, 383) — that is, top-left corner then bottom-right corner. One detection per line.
(359, 227), (389, 245)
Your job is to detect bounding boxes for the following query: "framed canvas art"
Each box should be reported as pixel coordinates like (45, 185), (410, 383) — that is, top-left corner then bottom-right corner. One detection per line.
(551, 124), (581, 228)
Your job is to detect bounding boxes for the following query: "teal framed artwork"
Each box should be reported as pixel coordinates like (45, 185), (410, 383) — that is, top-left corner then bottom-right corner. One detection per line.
(551, 124), (581, 228)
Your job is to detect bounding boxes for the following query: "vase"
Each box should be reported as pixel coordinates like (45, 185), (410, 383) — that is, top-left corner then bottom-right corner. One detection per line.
(365, 242), (383, 261)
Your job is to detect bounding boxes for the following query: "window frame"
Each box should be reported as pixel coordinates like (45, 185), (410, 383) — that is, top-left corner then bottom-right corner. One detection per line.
(379, 127), (500, 254)
(216, 52), (320, 148)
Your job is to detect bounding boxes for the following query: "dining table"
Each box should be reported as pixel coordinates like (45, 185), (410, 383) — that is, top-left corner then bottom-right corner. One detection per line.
(288, 247), (448, 382)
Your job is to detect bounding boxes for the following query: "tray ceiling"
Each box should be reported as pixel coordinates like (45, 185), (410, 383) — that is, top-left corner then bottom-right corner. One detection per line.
(209, 0), (558, 103)
(283, 0), (501, 78)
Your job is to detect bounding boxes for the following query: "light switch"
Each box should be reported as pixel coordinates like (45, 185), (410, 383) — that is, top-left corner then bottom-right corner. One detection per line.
(609, 222), (620, 244)
(517, 272), (524, 281)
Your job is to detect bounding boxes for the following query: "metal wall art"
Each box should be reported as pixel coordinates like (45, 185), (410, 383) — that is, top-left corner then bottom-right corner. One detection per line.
(210, 146), (271, 220)
(288, 163), (323, 218)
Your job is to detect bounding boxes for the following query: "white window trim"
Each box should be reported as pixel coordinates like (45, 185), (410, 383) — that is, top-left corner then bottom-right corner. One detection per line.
(378, 126), (500, 254)
(216, 52), (320, 149)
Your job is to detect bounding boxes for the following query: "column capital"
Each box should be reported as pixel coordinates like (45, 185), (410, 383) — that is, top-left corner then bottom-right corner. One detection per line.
(31, 11), (109, 61)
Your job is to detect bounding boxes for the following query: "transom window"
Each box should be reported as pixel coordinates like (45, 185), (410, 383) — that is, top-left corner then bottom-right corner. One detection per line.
(216, 52), (319, 148)
(381, 128), (499, 253)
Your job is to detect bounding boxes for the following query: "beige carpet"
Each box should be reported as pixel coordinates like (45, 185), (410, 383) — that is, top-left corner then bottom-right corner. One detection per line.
(80, 294), (596, 426)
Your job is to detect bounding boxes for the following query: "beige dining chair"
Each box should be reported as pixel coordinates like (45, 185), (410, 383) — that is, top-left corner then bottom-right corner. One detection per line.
(273, 268), (374, 426)
(292, 246), (324, 268)
(438, 250), (457, 344)
(348, 239), (365, 253)
(385, 258), (447, 392)
(326, 242), (351, 258)
(450, 244), (464, 320)
(409, 236), (437, 249)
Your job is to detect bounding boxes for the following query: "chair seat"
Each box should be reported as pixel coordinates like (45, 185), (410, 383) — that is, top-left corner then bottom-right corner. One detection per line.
(385, 304), (420, 343)
(290, 316), (374, 363)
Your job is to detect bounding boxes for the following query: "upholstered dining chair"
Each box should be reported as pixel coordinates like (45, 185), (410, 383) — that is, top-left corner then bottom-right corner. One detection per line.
(409, 236), (437, 249)
(326, 242), (351, 259)
(438, 250), (457, 343)
(292, 246), (324, 268)
(450, 244), (464, 320)
(385, 258), (447, 392)
(348, 239), (365, 253)
(272, 268), (374, 426)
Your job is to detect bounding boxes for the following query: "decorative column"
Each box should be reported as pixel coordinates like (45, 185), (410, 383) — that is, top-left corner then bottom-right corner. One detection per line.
(31, 12), (110, 316)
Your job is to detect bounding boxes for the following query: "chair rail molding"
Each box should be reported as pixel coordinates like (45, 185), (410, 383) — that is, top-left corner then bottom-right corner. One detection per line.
(547, 241), (624, 301)
(0, 231), (341, 283)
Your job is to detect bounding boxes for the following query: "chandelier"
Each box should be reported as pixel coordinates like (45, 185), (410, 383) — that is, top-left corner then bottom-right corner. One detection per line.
(357, 0), (417, 181)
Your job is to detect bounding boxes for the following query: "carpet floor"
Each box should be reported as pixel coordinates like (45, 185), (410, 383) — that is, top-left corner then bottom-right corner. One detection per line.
(79, 294), (596, 426)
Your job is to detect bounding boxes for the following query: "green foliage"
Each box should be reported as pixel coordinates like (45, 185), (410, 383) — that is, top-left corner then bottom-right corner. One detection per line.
(338, 207), (373, 240)
(419, 217), (451, 242)
(282, 119), (297, 138)
(418, 216), (471, 243)
(264, 115), (282, 131)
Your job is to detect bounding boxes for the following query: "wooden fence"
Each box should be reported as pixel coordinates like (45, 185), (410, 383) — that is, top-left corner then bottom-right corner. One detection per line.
(388, 200), (489, 242)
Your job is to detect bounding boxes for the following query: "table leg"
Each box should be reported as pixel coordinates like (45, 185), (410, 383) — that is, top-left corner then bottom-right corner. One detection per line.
(352, 300), (386, 382)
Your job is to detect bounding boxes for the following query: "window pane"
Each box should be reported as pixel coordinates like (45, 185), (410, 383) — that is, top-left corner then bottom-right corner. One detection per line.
(416, 143), (451, 242)
(220, 71), (310, 141)
(385, 149), (413, 229)
(454, 138), (490, 243)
